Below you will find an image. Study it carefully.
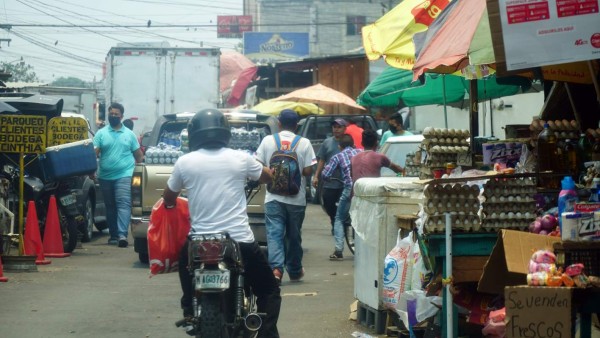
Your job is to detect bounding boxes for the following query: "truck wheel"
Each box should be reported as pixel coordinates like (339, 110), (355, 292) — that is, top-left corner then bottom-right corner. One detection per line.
(80, 198), (94, 242)
(138, 252), (149, 264)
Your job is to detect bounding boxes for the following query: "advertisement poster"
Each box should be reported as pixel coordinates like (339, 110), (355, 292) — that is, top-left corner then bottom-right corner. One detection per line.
(498, 0), (600, 70)
(217, 16), (252, 39)
(243, 32), (309, 64)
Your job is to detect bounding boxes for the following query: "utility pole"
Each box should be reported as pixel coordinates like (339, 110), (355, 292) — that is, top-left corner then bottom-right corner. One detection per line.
(0, 24), (12, 48)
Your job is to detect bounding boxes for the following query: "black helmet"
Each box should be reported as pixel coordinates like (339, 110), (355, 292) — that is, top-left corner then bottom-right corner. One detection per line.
(188, 109), (231, 150)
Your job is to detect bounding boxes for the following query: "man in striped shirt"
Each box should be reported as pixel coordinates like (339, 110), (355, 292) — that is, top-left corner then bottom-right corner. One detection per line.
(321, 134), (361, 260)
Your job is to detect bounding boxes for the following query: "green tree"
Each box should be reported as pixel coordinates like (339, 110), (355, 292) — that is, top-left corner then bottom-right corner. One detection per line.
(0, 61), (39, 82)
(51, 76), (90, 88)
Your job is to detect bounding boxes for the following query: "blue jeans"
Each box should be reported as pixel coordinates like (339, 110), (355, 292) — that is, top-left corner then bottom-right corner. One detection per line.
(333, 187), (352, 253)
(99, 177), (132, 240)
(265, 201), (306, 277)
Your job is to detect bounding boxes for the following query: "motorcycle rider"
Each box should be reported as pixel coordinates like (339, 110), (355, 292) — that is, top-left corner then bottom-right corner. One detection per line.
(162, 109), (281, 337)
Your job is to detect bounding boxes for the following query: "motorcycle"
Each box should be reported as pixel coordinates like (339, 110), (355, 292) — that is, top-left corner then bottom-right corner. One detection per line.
(0, 162), (83, 253)
(175, 181), (265, 338)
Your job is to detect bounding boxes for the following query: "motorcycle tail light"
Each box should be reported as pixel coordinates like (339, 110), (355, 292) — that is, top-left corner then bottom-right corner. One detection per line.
(131, 173), (142, 207)
(189, 233), (229, 265)
(196, 241), (224, 265)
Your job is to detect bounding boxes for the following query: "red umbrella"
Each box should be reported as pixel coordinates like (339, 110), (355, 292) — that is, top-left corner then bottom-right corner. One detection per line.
(220, 51), (258, 106)
(411, 0), (495, 80)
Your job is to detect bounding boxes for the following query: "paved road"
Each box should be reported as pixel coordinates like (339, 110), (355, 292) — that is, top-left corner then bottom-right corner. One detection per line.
(0, 204), (381, 338)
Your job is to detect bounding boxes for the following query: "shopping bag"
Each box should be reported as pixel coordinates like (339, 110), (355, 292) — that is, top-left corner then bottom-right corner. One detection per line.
(148, 197), (190, 276)
(382, 230), (414, 310)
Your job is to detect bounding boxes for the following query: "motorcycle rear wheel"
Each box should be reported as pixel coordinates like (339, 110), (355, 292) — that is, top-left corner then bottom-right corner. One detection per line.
(58, 210), (79, 253)
(198, 293), (228, 338)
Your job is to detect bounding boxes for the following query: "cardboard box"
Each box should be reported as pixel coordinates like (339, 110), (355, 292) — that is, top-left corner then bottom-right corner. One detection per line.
(505, 286), (571, 338)
(478, 230), (561, 294)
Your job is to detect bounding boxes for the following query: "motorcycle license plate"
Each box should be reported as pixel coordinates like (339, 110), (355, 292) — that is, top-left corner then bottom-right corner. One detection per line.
(59, 194), (76, 206)
(195, 270), (230, 289)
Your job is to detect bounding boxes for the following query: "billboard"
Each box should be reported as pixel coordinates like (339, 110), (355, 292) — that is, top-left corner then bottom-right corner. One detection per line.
(217, 15), (252, 39)
(498, 0), (600, 70)
(243, 32), (309, 63)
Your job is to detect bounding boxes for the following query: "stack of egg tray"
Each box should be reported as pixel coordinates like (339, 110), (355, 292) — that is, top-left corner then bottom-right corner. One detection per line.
(420, 128), (470, 179)
(423, 182), (481, 232)
(480, 176), (537, 231)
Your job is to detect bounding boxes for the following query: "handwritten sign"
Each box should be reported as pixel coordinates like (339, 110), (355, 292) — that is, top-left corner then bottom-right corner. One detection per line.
(505, 286), (571, 338)
(0, 114), (46, 154)
(47, 117), (88, 146)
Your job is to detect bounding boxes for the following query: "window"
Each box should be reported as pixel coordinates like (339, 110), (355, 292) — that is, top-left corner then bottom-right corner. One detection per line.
(347, 16), (366, 36)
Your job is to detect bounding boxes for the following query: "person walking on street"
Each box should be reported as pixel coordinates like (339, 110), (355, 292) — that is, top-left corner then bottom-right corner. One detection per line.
(321, 134), (360, 261)
(345, 119), (364, 150)
(352, 129), (404, 183)
(312, 118), (347, 234)
(256, 109), (316, 285)
(379, 112), (414, 147)
(93, 102), (143, 247)
(163, 109), (281, 338)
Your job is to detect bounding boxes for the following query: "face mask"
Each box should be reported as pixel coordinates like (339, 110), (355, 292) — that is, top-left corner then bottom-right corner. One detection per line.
(389, 125), (398, 133)
(108, 116), (121, 127)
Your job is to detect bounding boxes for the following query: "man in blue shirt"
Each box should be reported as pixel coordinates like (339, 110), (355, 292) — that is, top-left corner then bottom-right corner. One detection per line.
(93, 103), (143, 247)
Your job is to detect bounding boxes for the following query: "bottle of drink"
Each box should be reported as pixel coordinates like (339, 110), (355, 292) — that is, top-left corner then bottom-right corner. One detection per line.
(537, 123), (561, 188)
(578, 133), (592, 167)
(563, 139), (578, 177)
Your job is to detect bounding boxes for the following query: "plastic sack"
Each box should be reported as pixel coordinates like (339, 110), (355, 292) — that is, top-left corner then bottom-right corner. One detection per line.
(148, 197), (191, 276)
(396, 290), (441, 328)
(382, 230), (414, 310)
(410, 243), (431, 291)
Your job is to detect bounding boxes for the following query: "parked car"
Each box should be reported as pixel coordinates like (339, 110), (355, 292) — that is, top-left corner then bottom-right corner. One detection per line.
(296, 114), (380, 203)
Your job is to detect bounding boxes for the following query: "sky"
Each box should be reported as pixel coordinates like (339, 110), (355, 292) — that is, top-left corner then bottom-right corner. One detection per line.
(0, 0), (244, 83)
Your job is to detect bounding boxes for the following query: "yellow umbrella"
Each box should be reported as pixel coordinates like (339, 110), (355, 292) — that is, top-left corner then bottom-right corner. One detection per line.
(362, 0), (454, 70)
(253, 99), (324, 116)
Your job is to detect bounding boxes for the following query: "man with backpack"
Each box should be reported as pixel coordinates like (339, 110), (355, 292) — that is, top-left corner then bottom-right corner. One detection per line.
(256, 109), (316, 285)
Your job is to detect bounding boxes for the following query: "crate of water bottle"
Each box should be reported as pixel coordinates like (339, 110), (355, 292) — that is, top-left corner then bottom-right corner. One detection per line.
(179, 128), (189, 153)
(159, 131), (182, 148)
(145, 144), (184, 164)
(230, 127), (261, 152)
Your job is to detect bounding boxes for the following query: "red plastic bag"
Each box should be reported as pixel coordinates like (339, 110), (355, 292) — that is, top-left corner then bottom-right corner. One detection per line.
(148, 197), (190, 276)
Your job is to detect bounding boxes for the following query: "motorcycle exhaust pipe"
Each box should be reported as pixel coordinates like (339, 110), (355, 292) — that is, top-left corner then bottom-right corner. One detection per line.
(244, 313), (262, 331)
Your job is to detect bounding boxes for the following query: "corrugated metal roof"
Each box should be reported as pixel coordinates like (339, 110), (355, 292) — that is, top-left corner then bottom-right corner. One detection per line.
(2, 81), (49, 88)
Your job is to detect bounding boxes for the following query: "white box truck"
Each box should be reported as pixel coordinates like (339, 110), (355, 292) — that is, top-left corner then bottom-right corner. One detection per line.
(104, 42), (220, 135)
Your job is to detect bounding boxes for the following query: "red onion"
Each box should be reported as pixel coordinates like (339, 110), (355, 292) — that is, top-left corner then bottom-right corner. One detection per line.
(539, 230), (549, 235)
(529, 218), (542, 234)
(540, 214), (558, 231)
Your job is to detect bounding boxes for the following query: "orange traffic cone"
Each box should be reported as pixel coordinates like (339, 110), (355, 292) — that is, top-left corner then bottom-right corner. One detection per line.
(24, 201), (51, 265)
(0, 256), (8, 282)
(43, 196), (70, 258)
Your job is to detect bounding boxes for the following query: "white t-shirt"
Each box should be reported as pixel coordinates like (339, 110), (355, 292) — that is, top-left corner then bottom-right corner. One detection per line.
(167, 148), (263, 243)
(255, 130), (317, 206)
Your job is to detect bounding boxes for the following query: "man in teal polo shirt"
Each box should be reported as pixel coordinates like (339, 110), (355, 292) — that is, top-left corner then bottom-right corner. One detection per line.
(93, 103), (143, 247)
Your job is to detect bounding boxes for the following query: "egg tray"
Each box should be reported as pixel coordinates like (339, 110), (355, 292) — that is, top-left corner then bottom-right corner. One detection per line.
(404, 164), (421, 177)
(481, 200), (537, 215)
(480, 220), (530, 232)
(422, 127), (470, 139)
(423, 153), (460, 169)
(424, 199), (480, 215)
(423, 214), (482, 233)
